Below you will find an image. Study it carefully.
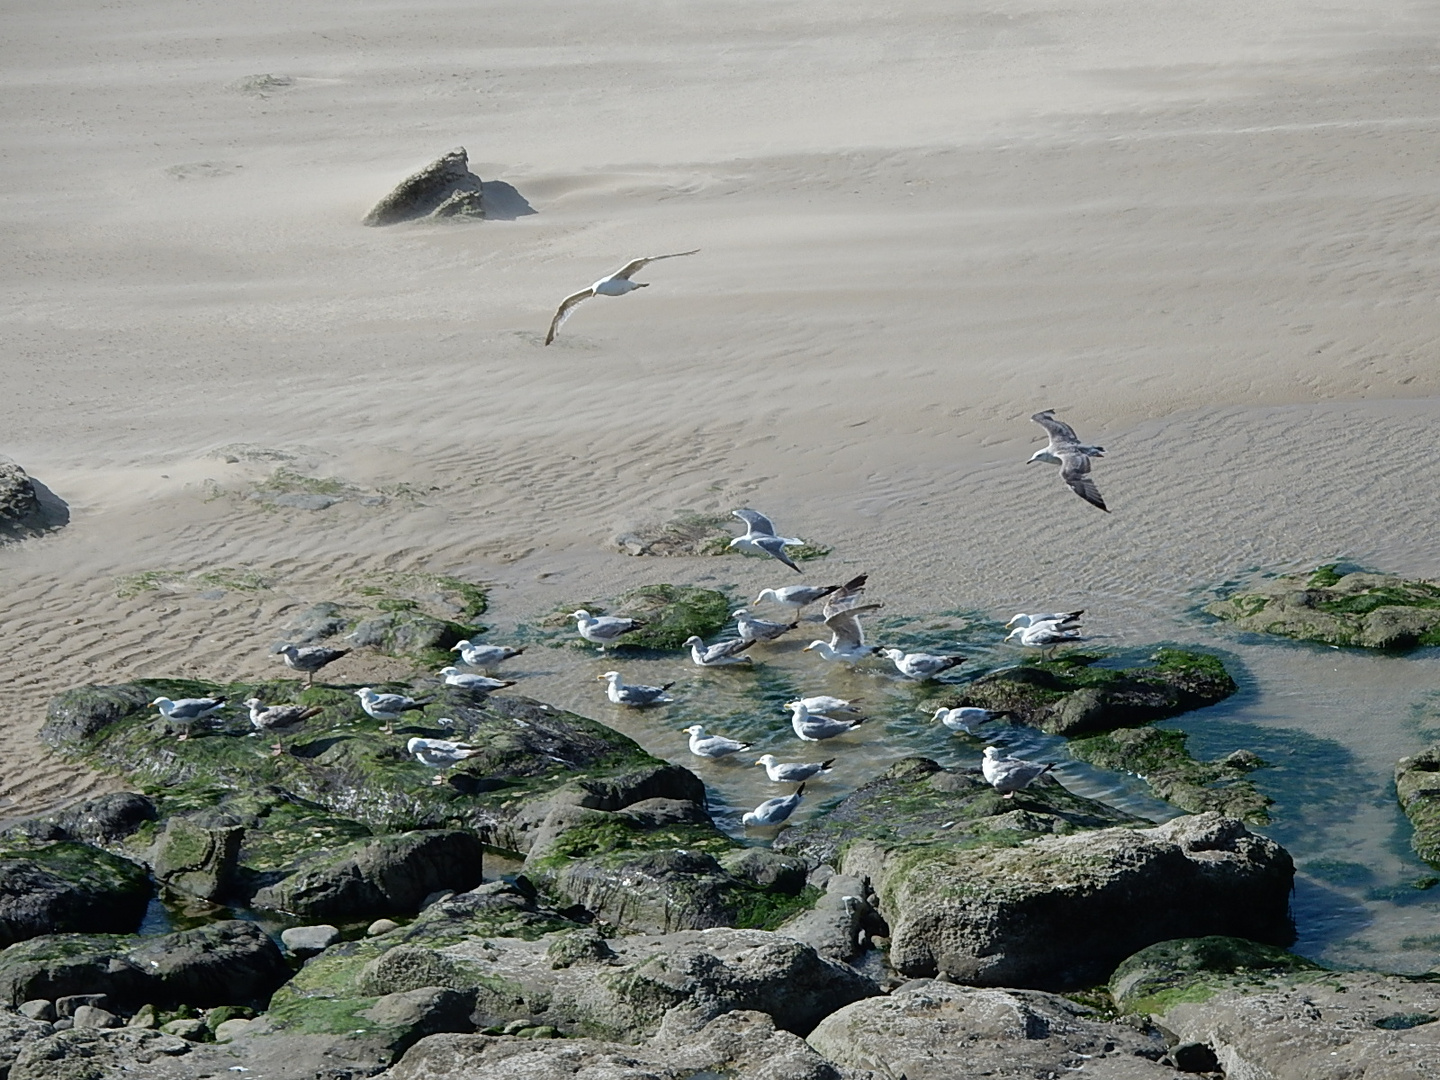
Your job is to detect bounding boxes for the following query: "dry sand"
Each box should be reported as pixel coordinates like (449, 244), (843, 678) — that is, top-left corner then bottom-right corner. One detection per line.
(4, 0), (1440, 969)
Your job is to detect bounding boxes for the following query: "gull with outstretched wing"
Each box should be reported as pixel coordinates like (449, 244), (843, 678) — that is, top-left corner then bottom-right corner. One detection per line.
(1027, 410), (1108, 512)
(544, 250), (699, 344)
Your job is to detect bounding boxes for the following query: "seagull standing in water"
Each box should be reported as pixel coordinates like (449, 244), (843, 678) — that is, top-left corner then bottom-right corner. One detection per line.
(684, 635), (756, 667)
(792, 694), (864, 716)
(450, 640), (525, 669)
(1027, 410), (1108, 512)
(982, 746), (1056, 798)
(879, 648), (967, 680)
(544, 250), (699, 344)
(803, 602), (883, 662)
(732, 608), (799, 644)
(786, 701), (867, 742)
(1005, 620), (1083, 657)
(570, 610), (646, 650)
(742, 784), (805, 827)
(753, 574), (867, 619)
(597, 671), (674, 706)
(729, 509), (806, 573)
(755, 754), (835, 783)
(683, 724), (751, 759)
(931, 706), (1000, 736)
(1006, 610), (1083, 632)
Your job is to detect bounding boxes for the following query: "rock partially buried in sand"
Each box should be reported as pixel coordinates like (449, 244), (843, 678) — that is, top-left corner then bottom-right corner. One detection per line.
(363, 148), (485, 226)
(0, 460), (58, 540)
(1206, 564), (1440, 649)
(1396, 744), (1440, 866)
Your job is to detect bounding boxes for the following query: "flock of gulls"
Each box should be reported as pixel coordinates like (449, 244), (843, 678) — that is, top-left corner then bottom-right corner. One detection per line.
(145, 411), (1104, 829)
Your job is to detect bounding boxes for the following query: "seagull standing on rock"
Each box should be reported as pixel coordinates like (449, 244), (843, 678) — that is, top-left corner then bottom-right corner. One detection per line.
(244, 698), (323, 755)
(450, 640), (524, 669)
(742, 784), (805, 827)
(1027, 410), (1109, 512)
(544, 249), (700, 345)
(879, 648), (967, 680)
(406, 736), (483, 785)
(682, 724), (751, 759)
(570, 610), (646, 651)
(276, 643), (351, 686)
(355, 688), (430, 734)
(150, 696), (226, 741)
(729, 509), (806, 574)
(981, 746), (1056, 798)
(597, 671), (674, 706)
(683, 635), (755, 667)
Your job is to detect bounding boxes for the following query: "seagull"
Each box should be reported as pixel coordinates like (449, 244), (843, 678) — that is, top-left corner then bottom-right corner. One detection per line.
(597, 670), (674, 706)
(792, 694), (864, 716)
(437, 667), (516, 692)
(742, 784), (805, 827)
(1005, 620), (1083, 657)
(755, 754), (835, 783)
(931, 706), (1000, 736)
(1005, 610), (1084, 631)
(753, 574), (867, 618)
(450, 640), (525, 669)
(150, 696), (226, 741)
(682, 724), (751, 759)
(544, 249), (699, 344)
(684, 635), (755, 666)
(982, 746), (1056, 798)
(243, 698), (323, 755)
(570, 610), (645, 650)
(786, 701), (866, 742)
(731, 608), (799, 643)
(407, 736), (482, 785)
(878, 648), (967, 680)
(729, 509), (805, 573)
(803, 603), (883, 662)
(355, 687), (430, 734)
(276, 644), (351, 686)
(1027, 410), (1108, 512)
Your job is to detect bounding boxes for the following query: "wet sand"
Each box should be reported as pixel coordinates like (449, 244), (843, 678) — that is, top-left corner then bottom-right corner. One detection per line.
(3, 0), (1440, 971)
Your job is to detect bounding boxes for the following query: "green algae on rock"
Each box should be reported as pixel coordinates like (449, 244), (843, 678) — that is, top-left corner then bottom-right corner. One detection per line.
(947, 649), (1238, 737)
(0, 842), (152, 946)
(1068, 727), (1272, 824)
(545, 584), (732, 651)
(1206, 566), (1440, 649)
(1396, 744), (1440, 866)
(1108, 935), (1324, 1016)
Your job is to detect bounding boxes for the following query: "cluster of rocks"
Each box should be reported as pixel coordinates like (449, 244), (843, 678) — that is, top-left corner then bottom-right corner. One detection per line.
(3, 625), (1436, 1077)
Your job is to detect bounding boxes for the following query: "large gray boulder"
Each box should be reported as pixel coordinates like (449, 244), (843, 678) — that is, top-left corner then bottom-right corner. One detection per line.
(150, 816), (243, 901)
(0, 1010), (56, 1078)
(1, 793), (157, 847)
(8, 1027), (192, 1080)
(387, 1010), (849, 1080)
(250, 830), (485, 920)
(0, 460), (51, 539)
(807, 980), (1173, 1079)
(848, 811), (1293, 989)
(362, 148), (484, 226)
(0, 842), (151, 946)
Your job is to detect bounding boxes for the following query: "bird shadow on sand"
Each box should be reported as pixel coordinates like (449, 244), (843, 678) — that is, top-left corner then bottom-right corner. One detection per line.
(481, 180), (537, 220)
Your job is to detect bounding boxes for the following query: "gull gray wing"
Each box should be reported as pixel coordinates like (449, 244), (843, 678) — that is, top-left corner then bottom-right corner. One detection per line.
(710, 638), (755, 660)
(545, 287), (596, 345)
(822, 577), (869, 619)
(1059, 452), (1108, 512)
(756, 535), (802, 573)
(612, 249), (700, 281)
(733, 508), (778, 536)
(1031, 410), (1081, 448)
(826, 602), (882, 649)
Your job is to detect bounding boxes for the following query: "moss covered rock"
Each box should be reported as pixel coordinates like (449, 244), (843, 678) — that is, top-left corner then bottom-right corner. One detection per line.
(0, 842), (151, 946)
(1396, 744), (1440, 866)
(1068, 727), (1272, 824)
(948, 650), (1238, 737)
(1108, 935), (1323, 1016)
(150, 817), (242, 902)
(551, 585), (732, 651)
(1206, 566), (1440, 649)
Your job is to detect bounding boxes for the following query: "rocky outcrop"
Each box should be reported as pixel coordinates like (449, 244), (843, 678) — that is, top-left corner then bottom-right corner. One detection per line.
(151, 816), (242, 901)
(1206, 566), (1440, 649)
(1396, 744), (1440, 865)
(0, 460), (51, 540)
(1111, 937), (1440, 1079)
(2, 792), (158, 847)
(363, 148), (485, 226)
(0, 843), (151, 946)
(550, 584), (733, 651)
(8, 1026), (193, 1080)
(807, 980), (1173, 1079)
(0, 920), (288, 1010)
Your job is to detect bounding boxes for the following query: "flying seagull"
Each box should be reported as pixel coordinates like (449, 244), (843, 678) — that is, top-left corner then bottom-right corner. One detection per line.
(570, 610), (645, 650)
(1027, 410), (1108, 512)
(981, 746), (1056, 798)
(243, 698), (323, 755)
(682, 724), (751, 759)
(753, 574), (867, 618)
(150, 696), (226, 741)
(276, 643), (351, 685)
(731, 608), (799, 643)
(878, 648), (967, 680)
(544, 249), (699, 344)
(684, 635), (755, 667)
(730, 509), (805, 573)
(597, 670), (674, 706)
(450, 640), (525, 669)
(742, 784), (805, 827)
(755, 754), (835, 784)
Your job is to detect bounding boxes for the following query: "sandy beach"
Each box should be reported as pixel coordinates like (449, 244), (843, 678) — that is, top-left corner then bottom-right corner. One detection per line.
(4, 0), (1440, 972)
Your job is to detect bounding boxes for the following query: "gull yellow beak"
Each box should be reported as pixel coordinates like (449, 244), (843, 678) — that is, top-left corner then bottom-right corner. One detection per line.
(595, 675), (606, 681)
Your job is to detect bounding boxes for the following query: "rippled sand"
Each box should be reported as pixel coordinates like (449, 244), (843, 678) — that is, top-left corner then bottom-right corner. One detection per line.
(4, 0), (1440, 972)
